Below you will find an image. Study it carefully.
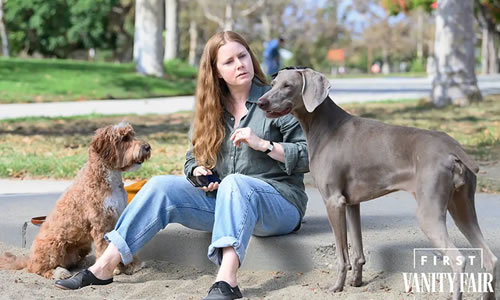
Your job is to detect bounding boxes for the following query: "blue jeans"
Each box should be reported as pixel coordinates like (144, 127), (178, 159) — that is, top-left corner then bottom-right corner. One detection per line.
(104, 174), (301, 266)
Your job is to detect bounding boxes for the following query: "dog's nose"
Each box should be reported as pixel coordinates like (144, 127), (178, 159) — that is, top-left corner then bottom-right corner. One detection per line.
(142, 144), (151, 152)
(257, 97), (268, 109)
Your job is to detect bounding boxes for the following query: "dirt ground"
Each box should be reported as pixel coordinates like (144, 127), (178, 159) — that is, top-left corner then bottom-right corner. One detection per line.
(1, 242), (497, 300)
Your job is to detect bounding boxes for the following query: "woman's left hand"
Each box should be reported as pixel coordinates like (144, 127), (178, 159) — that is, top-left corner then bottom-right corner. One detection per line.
(230, 127), (267, 152)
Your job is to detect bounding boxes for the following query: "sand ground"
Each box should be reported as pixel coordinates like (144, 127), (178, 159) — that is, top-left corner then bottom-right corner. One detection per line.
(1, 242), (496, 300)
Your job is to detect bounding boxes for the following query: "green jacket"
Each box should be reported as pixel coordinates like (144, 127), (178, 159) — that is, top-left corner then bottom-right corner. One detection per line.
(184, 80), (309, 218)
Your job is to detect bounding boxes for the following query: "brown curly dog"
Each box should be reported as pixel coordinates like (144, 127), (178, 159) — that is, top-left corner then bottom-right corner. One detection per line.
(0, 122), (151, 279)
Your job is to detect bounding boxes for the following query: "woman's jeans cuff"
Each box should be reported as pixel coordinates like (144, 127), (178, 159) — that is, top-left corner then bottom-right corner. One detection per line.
(104, 230), (134, 265)
(208, 236), (242, 266)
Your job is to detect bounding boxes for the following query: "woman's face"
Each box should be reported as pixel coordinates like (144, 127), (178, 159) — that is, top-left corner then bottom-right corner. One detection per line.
(216, 41), (254, 88)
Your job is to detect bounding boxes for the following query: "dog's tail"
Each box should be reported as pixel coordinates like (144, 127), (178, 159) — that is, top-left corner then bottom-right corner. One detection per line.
(450, 142), (480, 190)
(0, 252), (29, 270)
(439, 131), (479, 174)
(452, 144), (479, 175)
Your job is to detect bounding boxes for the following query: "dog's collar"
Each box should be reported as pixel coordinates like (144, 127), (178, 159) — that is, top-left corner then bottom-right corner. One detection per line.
(300, 72), (306, 96)
(271, 66), (310, 79)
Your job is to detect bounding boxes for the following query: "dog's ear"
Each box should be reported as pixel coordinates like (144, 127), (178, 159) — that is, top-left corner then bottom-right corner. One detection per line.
(116, 122), (135, 139)
(299, 69), (331, 112)
(91, 127), (106, 154)
(90, 126), (117, 164)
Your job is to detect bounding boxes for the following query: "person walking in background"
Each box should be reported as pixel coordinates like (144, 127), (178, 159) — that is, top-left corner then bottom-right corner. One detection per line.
(263, 37), (284, 76)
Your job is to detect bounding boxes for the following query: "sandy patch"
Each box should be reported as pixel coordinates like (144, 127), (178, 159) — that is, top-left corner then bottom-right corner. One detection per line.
(1, 242), (493, 300)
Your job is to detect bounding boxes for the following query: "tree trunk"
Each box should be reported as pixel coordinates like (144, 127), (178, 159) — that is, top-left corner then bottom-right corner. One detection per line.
(188, 19), (198, 66)
(498, 41), (500, 72)
(366, 46), (373, 73)
(487, 33), (498, 74)
(478, 2), (499, 75)
(0, 0), (9, 57)
(134, 0), (164, 77)
(261, 11), (271, 42)
(224, 1), (234, 31)
(164, 0), (179, 61)
(416, 8), (423, 60)
(382, 46), (390, 74)
(431, 0), (482, 107)
(112, 2), (134, 62)
(475, 0), (499, 74)
(481, 27), (489, 74)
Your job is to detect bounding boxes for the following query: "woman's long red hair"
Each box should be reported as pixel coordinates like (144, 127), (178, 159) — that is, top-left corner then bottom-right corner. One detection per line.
(192, 31), (268, 168)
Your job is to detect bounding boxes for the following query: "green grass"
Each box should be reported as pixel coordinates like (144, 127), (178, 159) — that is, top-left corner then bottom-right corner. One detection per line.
(0, 113), (193, 180)
(0, 95), (499, 192)
(345, 97), (500, 162)
(0, 58), (197, 103)
(327, 72), (427, 79)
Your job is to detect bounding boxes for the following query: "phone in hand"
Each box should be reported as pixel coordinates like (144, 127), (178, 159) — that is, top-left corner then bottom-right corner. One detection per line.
(186, 174), (221, 187)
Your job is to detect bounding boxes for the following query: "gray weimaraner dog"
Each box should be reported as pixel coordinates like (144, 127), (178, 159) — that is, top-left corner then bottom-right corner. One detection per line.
(257, 68), (497, 300)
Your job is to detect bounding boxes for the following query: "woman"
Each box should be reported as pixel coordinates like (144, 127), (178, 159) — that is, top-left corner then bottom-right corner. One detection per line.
(55, 31), (309, 300)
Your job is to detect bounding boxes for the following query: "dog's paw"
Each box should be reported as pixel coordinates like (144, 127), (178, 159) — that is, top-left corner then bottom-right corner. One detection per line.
(349, 276), (362, 287)
(329, 284), (344, 293)
(113, 255), (141, 276)
(113, 266), (123, 276)
(114, 265), (134, 275)
(114, 262), (136, 275)
(54, 267), (72, 280)
(349, 268), (363, 287)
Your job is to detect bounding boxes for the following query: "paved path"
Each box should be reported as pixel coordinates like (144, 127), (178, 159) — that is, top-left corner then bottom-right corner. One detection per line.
(2, 75), (500, 120)
(329, 74), (500, 103)
(1, 184), (499, 274)
(0, 96), (195, 120)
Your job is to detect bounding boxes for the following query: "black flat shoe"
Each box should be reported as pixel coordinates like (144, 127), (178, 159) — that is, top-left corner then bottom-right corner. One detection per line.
(55, 269), (113, 290)
(202, 281), (242, 300)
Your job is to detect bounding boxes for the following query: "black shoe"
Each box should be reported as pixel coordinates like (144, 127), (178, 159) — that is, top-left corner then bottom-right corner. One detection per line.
(55, 269), (113, 290)
(202, 281), (242, 300)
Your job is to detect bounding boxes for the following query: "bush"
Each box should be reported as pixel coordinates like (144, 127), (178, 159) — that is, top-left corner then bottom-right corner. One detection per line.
(164, 59), (198, 79)
(410, 57), (425, 73)
(5, 0), (121, 58)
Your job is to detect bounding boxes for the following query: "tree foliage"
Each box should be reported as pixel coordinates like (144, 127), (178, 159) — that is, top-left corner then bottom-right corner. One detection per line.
(346, 0), (435, 72)
(3, 0), (475, 78)
(380, 0), (435, 15)
(477, 0), (500, 22)
(284, 1), (350, 72)
(382, 0), (500, 28)
(4, 0), (127, 58)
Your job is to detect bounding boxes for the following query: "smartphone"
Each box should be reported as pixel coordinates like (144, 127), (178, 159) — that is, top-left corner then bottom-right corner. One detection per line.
(186, 174), (221, 187)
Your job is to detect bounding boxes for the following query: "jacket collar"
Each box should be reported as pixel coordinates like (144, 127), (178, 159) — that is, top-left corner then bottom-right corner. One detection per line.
(247, 79), (270, 103)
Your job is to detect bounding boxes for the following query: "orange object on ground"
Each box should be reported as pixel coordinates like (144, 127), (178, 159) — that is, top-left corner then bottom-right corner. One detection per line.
(125, 179), (148, 204)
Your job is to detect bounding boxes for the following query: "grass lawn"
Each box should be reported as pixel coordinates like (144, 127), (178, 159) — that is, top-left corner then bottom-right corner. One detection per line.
(1, 95), (499, 191)
(0, 112), (193, 180)
(328, 71), (427, 79)
(0, 58), (197, 103)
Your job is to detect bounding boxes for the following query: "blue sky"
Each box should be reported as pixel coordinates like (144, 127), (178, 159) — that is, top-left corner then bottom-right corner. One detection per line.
(282, 0), (407, 37)
(337, 0), (407, 35)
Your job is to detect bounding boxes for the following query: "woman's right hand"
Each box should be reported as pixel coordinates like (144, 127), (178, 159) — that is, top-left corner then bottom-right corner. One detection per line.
(192, 166), (220, 192)
(193, 166), (211, 176)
